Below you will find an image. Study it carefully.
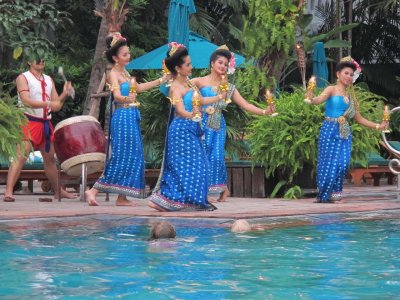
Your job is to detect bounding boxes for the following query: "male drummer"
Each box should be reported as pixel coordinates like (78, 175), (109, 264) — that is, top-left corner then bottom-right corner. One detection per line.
(3, 58), (77, 202)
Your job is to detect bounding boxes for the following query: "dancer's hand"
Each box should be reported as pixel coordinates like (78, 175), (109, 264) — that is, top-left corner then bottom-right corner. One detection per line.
(304, 90), (313, 104)
(192, 106), (201, 115)
(379, 121), (389, 131)
(126, 93), (137, 103)
(160, 73), (171, 84)
(267, 104), (275, 114)
(218, 91), (227, 100)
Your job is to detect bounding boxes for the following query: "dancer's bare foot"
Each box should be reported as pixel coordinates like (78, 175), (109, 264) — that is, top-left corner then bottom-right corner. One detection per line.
(217, 188), (230, 202)
(148, 200), (167, 212)
(3, 194), (15, 202)
(116, 196), (135, 206)
(57, 189), (78, 200)
(208, 197), (219, 203)
(85, 190), (99, 206)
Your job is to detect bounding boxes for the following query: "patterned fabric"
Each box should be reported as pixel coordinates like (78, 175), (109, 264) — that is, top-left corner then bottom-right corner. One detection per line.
(94, 82), (145, 198)
(317, 95), (355, 202)
(150, 90), (212, 211)
(199, 86), (228, 195)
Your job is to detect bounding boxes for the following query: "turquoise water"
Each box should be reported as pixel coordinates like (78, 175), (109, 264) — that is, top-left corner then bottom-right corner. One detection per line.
(0, 216), (399, 299)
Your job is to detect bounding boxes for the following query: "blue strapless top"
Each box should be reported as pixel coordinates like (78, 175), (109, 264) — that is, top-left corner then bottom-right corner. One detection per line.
(182, 89), (194, 112)
(199, 86), (217, 108)
(325, 96), (349, 118)
(159, 83), (170, 97)
(120, 82), (130, 97)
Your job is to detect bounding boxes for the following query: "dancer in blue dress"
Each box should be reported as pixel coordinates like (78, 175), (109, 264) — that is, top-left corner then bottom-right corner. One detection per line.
(305, 58), (388, 203)
(85, 33), (167, 206)
(148, 43), (225, 212)
(192, 47), (275, 201)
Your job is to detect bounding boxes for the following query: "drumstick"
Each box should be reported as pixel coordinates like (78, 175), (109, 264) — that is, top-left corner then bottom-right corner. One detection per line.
(58, 66), (75, 99)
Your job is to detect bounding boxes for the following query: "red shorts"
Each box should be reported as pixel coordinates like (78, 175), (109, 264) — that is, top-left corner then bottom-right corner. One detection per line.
(22, 119), (54, 150)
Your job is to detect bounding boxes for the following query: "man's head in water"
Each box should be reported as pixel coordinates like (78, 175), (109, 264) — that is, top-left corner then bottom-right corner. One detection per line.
(150, 221), (176, 240)
(231, 219), (252, 233)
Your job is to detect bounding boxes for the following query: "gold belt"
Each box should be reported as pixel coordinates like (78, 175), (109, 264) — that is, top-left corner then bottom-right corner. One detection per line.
(114, 102), (140, 108)
(325, 116), (346, 125)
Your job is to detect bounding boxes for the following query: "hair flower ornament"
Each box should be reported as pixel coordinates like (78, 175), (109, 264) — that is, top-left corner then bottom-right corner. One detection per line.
(168, 42), (185, 56)
(227, 52), (236, 74)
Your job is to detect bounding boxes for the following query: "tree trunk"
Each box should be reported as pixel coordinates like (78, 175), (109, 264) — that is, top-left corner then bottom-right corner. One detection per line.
(82, 17), (108, 116)
(347, 0), (353, 57)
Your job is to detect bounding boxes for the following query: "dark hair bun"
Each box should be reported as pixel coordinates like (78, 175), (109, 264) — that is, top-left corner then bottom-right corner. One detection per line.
(336, 61), (356, 72)
(105, 35), (128, 64)
(164, 47), (189, 75)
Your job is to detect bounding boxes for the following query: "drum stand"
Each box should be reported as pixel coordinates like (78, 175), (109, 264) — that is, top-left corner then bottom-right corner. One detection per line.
(56, 162), (88, 202)
(80, 163), (88, 202)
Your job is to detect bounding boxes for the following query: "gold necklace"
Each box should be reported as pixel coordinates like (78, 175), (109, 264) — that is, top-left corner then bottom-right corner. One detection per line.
(113, 67), (131, 82)
(336, 86), (349, 103)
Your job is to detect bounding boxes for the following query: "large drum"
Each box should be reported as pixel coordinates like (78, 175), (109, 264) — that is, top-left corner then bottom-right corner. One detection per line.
(54, 116), (106, 176)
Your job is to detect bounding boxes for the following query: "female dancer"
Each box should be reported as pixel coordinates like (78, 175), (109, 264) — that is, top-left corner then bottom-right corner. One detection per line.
(148, 43), (225, 212)
(192, 47), (275, 202)
(305, 58), (388, 203)
(85, 33), (167, 206)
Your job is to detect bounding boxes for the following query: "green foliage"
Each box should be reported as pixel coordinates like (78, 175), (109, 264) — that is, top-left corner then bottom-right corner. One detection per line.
(0, 0), (71, 62)
(0, 83), (27, 159)
(137, 71), (170, 167)
(283, 185), (303, 199)
(42, 55), (92, 124)
(243, 0), (298, 57)
(246, 86), (384, 198)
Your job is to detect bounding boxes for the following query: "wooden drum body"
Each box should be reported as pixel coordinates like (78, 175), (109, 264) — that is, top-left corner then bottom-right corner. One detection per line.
(54, 116), (106, 176)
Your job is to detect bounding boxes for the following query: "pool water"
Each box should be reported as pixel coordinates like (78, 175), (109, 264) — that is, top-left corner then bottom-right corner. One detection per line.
(0, 216), (399, 299)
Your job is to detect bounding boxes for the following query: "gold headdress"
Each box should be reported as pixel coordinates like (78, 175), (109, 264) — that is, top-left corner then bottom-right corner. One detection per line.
(217, 44), (229, 51)
(110, 32), (127, 47)
(340, 56), (352, 62)
(168, 42), (185, 56)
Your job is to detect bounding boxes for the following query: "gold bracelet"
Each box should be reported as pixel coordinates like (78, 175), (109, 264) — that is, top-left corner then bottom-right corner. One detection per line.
(158, 78), (163, 85)
(123, 96), (128, 102)
(262, 109), (266, 115)
(218, 94), (223, 100)
(375, 124), (380, 130)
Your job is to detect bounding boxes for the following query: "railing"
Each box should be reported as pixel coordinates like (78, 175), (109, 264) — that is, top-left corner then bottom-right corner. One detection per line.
(381, 106), (400, 190)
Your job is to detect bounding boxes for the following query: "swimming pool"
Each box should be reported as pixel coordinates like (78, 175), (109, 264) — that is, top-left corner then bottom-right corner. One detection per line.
(0, 214), (399, 299)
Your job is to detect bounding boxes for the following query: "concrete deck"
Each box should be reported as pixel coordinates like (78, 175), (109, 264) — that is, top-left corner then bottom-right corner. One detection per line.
(1, 180), (400, 221)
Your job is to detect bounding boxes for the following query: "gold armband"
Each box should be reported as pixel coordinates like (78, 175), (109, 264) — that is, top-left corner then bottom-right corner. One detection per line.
(107, 83), (120, 92)
(158, 78), (163, 85)
(168, 97), (182, 105)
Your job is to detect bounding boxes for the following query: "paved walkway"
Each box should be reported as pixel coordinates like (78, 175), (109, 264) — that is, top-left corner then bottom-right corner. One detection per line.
(1, 180), (399, 221)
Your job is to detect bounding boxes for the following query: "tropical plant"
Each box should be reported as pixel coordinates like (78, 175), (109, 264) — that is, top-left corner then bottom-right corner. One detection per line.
(190, 0), (247, 48)
(314, 0), (400, 103)
(0, 83), (27, 159)
(246, 86), (384, 199)
(0, 0), (71, 64)
(240, 0), (304, 83)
